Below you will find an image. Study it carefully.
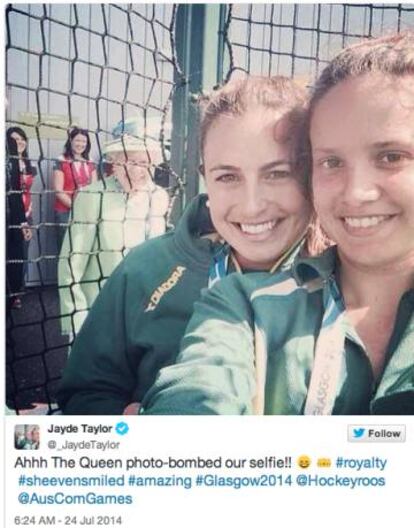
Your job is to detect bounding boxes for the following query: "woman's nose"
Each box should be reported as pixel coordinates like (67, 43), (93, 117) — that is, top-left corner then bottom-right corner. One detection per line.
(342, 165), (381, 206)
(240, 181), (268, 218)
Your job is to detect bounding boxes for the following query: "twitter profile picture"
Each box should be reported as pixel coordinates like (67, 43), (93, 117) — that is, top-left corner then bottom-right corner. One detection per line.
(15, 425), (40, 450)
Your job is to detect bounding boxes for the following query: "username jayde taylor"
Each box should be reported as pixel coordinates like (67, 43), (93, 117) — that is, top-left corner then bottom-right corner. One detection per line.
(47, 424), (113, 434)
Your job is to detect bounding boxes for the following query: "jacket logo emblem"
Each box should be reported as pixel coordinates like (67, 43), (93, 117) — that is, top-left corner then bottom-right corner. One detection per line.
(144, 266), (186, 312)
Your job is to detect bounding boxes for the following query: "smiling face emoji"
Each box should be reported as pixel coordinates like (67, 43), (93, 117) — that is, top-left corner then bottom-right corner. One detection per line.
(297, 455), (311, 469)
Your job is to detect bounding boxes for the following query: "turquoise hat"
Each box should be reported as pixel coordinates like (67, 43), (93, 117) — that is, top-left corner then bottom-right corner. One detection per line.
(104, 116), (162, 156)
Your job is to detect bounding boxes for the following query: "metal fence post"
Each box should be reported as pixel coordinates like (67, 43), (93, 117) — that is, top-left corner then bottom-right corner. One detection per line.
(170, 4), (223, 221)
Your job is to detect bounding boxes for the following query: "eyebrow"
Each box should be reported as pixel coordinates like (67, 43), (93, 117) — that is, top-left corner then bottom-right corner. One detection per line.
(209, 160), (291, 172)
(311, 147), (337, 155)
(371, 140), (413, 149)
(209, 164), (238, 172)
(260, 160), (291, 171)
(314, 138), (414, 151)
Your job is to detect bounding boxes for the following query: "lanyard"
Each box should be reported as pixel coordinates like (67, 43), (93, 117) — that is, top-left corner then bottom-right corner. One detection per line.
(304, 276), (346, 415)
(207, 233), (305, 289)
(208, 244), (233, 288)
(209, 241), (347, 414)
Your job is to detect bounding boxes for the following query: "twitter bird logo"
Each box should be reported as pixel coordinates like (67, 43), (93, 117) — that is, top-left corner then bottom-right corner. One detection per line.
(353, 428), (365, 438)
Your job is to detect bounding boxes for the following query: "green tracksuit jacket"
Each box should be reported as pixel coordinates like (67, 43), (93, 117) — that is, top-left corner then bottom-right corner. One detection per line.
(59, 194), (294, 414)
(58, 194), (219, 413)
(142, 247), (414, 415)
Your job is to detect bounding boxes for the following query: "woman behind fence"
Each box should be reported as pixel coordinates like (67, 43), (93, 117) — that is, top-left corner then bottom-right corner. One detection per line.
(58, 75), (327, 415)
(58, 117), (169, 337)
(53, 127), (97, 249)
(6, 127), (34, 310)
(142, 31), (414, 416)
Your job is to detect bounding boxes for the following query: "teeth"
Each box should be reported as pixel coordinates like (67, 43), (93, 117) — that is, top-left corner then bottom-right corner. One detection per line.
(240, 220), (277, 234)
(343, 215), (390, 228)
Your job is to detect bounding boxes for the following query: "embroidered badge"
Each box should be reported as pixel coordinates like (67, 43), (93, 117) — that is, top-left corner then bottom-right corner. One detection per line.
(144, 266), (186, 312)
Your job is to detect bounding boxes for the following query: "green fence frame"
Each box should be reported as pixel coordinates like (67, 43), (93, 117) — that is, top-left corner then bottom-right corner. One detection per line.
(170, 4), (228, 220)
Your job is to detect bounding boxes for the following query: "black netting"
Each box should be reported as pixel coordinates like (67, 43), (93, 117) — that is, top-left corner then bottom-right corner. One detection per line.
(5, 3), (414, 414)
(6, 3), (183, 414)
(220, 4), (414, 81)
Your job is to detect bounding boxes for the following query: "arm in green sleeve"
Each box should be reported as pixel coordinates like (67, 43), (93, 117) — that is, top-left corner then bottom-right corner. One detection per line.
(57, 260), (138, 414)
(141, 275), (257, 415)
(58, 189), (100, 334)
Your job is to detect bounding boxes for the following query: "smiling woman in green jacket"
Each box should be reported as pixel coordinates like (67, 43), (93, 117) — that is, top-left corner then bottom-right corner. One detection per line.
(58, 76), (322, 414)
(142, 31), (414, 416)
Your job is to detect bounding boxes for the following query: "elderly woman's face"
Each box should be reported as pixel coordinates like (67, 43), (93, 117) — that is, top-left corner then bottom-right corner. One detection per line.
(311, 75), (414, 271)
(109, 150), (154, 189)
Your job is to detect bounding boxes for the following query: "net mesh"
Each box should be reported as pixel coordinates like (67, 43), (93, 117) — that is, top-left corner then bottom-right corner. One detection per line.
(6, 3), (181, 413)
(5, 3), (414, 414)
(222, 3), (414, 81)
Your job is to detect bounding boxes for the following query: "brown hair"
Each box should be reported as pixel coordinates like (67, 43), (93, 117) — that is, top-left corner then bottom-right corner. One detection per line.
(301, 31), (414, 174)
(296, 31), (414, 256)
(199, 76), (309, 182)
(199, 76), (333, 256)
(310, 30), (414, 111)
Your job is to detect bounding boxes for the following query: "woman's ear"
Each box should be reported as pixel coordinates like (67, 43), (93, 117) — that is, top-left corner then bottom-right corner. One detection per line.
(200, 163), (208, 204)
